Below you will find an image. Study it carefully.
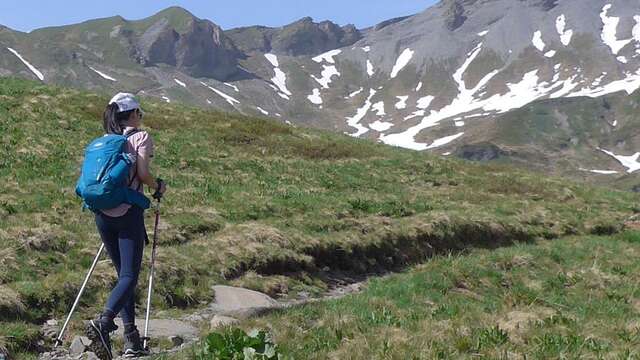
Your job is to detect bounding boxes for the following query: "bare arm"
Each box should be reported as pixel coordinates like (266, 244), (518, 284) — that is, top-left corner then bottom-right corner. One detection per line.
(136, 152), (158, 191)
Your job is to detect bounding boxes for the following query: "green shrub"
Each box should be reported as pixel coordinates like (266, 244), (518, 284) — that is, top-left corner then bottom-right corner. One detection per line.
(195, 328), (283, 360)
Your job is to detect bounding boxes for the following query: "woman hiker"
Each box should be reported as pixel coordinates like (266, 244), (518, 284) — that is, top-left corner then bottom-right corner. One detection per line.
(86, 93), (166, 358)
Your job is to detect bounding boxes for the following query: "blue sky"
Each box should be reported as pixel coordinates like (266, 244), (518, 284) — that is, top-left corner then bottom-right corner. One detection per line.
(0, 0), (439, 32)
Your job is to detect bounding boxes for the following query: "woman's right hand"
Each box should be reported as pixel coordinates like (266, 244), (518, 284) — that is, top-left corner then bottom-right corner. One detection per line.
(153, 178), (167, 199)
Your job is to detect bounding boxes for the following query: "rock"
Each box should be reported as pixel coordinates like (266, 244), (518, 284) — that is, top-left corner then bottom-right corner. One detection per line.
(136, 13), (239, 81)
(444, 1), (467, 31)
(211, 285), (280, 318)
(83, 352), (99, 360)
(69, 336), (89, 356)
(169, 335), (184, 347)
(455, 143), (506, 162)
(41, 319), (59, 340)
(209, 315), (239, 329)
(114, 319), (198, 341)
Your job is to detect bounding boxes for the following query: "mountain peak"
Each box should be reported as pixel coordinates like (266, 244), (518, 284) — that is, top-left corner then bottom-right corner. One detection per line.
(154, 6), (196, 19)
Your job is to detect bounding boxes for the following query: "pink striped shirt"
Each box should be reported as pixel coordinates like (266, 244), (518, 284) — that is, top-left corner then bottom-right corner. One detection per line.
(101, 127), (154, 217)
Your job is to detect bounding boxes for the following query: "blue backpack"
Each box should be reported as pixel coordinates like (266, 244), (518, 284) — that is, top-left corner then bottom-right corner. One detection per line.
(75, 130), (150, 212)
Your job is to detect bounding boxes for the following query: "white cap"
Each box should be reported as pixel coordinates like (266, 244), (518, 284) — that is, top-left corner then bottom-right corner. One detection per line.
(109, 93), (143, 113)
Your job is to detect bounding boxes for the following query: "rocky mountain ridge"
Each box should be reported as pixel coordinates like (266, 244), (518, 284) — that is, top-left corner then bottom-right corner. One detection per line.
(2, 0), (640, 184)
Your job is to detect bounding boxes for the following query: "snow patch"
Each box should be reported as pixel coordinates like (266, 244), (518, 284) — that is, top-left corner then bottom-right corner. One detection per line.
(346, 89), (376, 137)
(415, 82), (423, 91)
(599, 148), (640, 173)
(174, 79), (186, 88)
(634, 15), (640, 42)
(567, 68), (640, 97)
(307, 88), (323, 105)
(312, 65), (340, 89)
(264, 53), (292, 98)
(161, 96), (170, 103)
(312, 49), (342, 64)
(367, 60), (375, 77)
(390, 48), (414, 78)
(477, 30), (489, 37)
(544, 50), (556, 58)
(600, 4), (633, 55)
(362, 46), (371, 53)
(372, 101), (386, 116)
(555, 15), (573, 46)
(369, 120), (394, 132)
(455, 121), (465, 127)
(426, 133), (465, 150)
(395, 96), (409, 110)
(256, 107), (269, 116)
(416, 95), (435, 109)
(348, 87), (364, 98)
(264, 53), (279, 67)
(7, 47), (44, 81)
(579, 168), (619, 175)
(532, 31), (546, 52)
(404, 110), (425, 121)
(201, 82), (240, 106)
(224, 82), (239, 92)
(89, 66), (116, 81)
(617, 56), (628, 63)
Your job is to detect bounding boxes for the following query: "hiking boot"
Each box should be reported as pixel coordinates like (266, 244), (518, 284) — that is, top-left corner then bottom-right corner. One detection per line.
(123, 326), (150, 358)
(85, 316), (118, 360)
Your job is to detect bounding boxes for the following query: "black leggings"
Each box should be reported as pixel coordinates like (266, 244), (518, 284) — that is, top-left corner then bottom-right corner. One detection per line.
(94, 206), (146, 325)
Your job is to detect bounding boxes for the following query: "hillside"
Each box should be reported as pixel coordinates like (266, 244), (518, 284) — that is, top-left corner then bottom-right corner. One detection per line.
(0, 77), (639, 358)
(2, 0), (640, 183)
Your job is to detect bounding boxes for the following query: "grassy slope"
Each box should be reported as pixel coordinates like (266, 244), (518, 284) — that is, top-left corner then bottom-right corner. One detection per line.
(236, 232), (640, 359)
(0, 77), (638, 356)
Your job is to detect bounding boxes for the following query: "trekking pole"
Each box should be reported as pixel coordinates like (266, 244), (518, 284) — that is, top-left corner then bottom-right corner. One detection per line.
(55, 243), (105, 347)
(143, 197), (161, 351)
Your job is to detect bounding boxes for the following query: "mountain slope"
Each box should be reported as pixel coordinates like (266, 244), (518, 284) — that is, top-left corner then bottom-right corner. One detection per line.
(1, 1), (640, 183)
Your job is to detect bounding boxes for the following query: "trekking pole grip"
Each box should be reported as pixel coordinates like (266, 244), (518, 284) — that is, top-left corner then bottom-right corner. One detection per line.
(152, 178), (164, 200)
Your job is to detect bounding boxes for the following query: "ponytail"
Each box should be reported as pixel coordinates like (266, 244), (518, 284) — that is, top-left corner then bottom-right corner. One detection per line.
(103, 103), (135, 135)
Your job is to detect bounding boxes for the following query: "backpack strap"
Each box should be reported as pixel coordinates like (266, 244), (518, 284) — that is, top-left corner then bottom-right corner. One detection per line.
(123, 128), (143, 191)
(123, 128), (141, 138)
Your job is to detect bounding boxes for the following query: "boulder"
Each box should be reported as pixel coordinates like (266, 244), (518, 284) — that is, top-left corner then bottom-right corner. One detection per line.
(69, 336), (91, 356)
(211, 285), (280, 318)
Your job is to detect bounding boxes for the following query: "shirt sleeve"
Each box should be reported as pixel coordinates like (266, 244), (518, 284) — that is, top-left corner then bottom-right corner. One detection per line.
(134, 131), (154, 159)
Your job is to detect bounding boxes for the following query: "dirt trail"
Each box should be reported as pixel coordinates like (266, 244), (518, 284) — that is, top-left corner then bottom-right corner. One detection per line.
(38, 282), (364, 360)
